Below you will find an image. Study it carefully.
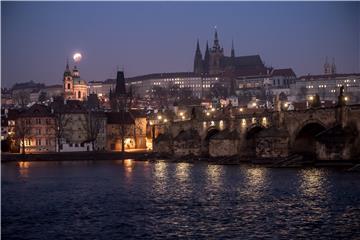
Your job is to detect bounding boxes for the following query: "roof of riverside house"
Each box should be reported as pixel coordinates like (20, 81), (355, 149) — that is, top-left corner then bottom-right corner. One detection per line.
(174, 129), (201, 141)
(129, 109), (148, 118)
(106, 111), (135, 125)
(271, 68), (296, 77)
(298, 73), (360, 81)
(18, 104), (53, 118)
(50, 100), (87, 114)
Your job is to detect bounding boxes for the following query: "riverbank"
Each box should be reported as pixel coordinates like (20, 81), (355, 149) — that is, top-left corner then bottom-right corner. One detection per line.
(1, 152), (359, 169)
(1, 151), (157, 162)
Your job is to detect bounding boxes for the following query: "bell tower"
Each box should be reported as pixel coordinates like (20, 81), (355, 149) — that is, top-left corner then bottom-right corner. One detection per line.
(63, 60), (74, 99)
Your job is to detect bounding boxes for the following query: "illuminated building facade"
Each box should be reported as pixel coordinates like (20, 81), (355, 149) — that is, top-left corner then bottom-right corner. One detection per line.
(126, 72), (220, 98)
(291, 73), (360, 103)
(63, 61), (88, 101)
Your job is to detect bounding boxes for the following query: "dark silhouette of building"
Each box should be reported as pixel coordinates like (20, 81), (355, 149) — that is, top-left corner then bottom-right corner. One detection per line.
(193, 29), (269, 75)
(110, 71), (127, 111)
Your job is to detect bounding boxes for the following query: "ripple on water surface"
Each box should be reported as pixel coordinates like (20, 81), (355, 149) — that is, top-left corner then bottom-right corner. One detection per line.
(2, 160), (360, 239)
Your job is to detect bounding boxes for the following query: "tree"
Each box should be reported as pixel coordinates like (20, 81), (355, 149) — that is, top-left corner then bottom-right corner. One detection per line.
(83, 111), (103, 151)
(13, 91), (30, 108)
(38, 91), (48, 102)
(151, 86), (170, 108)
(208, 82), (228, 99)
(297, 86), (308, 101)
(14, 118), (31, 154)
(52, 112), (70, 152)
(279, 92), (288, 101)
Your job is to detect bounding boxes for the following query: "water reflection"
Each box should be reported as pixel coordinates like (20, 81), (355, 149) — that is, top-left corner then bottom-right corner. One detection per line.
(175, 162), (190, 182)
(299, 169), (330, 223)
(154, 161), (167, 180)
(123, 159), (134, 182)
(153, 161), (168, 196)
(206, 164), (223, 188)
(18, 161), (30, 178)
(299, 169), (327, 198)
(242, 167), (267, 199)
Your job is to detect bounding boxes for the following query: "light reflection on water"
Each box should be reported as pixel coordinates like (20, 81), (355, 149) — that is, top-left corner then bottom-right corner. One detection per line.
(2, 161), (360, 239)
(18, 161), (30, 178)
(175, 162), (190, 182)
(299, 168), (328, 198)
(206, 164), (223, 188)
(241, 167), (268, 199)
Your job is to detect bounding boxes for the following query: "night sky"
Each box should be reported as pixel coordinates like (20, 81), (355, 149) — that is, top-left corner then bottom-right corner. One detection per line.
(2, 2), (359, 88)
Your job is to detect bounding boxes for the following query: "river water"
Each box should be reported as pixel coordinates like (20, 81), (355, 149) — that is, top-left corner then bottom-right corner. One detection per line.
(2, 160), (360, 239)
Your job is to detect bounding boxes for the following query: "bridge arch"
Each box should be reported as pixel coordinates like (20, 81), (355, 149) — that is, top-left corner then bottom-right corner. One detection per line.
(202, 127), (221, 155)
(292, 120), (327, 159)
(245, 125), (265, 158)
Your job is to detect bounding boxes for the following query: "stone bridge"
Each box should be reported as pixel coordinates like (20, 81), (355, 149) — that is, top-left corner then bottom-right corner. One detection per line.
(153, 105), (360, 161)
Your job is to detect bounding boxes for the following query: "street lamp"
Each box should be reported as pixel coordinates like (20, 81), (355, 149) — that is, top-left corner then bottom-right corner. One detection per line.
(157, 115), (162, 120)
(164, 118), (168, 123)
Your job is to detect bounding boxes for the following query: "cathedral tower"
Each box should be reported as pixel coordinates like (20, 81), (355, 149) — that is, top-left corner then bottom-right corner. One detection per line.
(331, 58), (337, 74)
(63, 60), (74, 99)
(209, 29), (224, 74)
(193, 39), (203, 74)
(324, 57), (332, 75)
(203, 41), (210, 74)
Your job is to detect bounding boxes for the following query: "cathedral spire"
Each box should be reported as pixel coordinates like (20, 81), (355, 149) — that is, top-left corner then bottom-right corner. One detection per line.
(231, 39), (235, 58)
(196, 39), (201, 54)
(331, 58), (336, 74)
(66, 58), (70, 71)
(64, 58), (71, 77)
(324, 56), (331, 75)
(193, 39), (203, 74)
(213, 28), (220, 49)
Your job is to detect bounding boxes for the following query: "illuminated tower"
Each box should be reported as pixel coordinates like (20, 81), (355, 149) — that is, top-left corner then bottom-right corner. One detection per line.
(63, 60), (74, 99)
